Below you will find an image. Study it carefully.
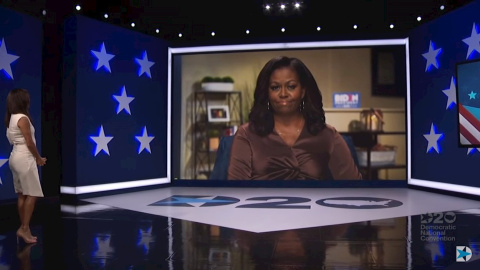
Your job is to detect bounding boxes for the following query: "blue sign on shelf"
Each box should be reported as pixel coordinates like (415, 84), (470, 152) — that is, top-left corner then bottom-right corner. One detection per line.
(333, 92), (361, 108)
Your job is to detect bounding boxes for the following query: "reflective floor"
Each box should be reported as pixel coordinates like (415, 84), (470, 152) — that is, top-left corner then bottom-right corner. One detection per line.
(1, 188), (480, 269)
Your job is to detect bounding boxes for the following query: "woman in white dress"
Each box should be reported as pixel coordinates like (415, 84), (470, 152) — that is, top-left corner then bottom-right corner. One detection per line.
(5, 88), (46, 244)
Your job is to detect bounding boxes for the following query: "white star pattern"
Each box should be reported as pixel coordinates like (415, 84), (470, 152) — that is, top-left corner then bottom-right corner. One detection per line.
(135, 126), (154, 154)
(113, 86), (135, 115)
(0, 38), (20, 79)
(424, 123), (443, 154)
(135, 50), (155, 78)
(91, 42), (115, 72)
(90, 125), (114, 156)
(462, 23), (480, 59)
(442, 76), (456, 110)
(422, 41), (442, 71)
(0, 159), (8, 185)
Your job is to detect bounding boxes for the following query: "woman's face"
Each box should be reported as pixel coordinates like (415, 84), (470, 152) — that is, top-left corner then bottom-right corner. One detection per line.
(268, 66), (305, 115)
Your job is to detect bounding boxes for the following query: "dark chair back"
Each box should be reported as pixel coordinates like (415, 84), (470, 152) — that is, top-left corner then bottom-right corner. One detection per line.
(209, 136), (235, 180)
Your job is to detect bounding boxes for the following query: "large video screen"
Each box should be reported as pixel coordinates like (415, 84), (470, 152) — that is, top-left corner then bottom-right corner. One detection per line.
(407, 0), (480, 196)
(169, 39), (409, 185)
(456, 58), (480, 147)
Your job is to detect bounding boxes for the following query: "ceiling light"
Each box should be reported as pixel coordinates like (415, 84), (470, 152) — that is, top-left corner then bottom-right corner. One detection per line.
(211, 31), (215, 36)
(417, 16), (422, 21)
(42, 10), (46, 16)
(75, 5), (81, 11)
(280, 4), (286, 10)
(104, 13), (108, 19)
(440, 5), (445, 10)
(155, 29), (159, 33)
(246, 29), (250, 34)
(390, 24), (394, 29)
(265, 5), (271, 10)
(131, 22), (135, 27)
(294, 3), (300, 9)
(281, 27), (286, 32)
(353, 24), (358, 29)
(316, 26), (321, 31)
(178, 33), (182, 37)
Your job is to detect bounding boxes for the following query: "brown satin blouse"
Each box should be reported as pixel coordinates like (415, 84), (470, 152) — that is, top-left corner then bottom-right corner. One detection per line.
(227, 123), (362, 180)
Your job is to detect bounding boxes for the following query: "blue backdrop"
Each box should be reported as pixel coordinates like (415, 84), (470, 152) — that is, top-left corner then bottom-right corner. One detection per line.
(409, 0), (480, 187)
(62, 15), (169, 192)
(0, 7), (42, 201)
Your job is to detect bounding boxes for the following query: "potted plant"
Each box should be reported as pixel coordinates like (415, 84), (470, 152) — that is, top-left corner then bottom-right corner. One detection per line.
(201, 76), (234, 91)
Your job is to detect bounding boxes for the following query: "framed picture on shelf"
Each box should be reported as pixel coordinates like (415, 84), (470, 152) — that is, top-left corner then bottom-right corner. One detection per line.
(207, 105), (230, 122)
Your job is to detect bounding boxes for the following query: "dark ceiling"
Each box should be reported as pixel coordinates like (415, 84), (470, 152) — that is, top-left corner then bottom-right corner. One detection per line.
(1, 0), (475, 46)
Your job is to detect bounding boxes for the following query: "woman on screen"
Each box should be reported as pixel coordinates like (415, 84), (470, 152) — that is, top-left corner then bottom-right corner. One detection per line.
(227, 56), (362, 180)
(5, 88), (46, 243)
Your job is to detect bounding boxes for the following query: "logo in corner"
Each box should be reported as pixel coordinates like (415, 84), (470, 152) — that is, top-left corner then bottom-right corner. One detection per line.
(456, 246), (472, 262)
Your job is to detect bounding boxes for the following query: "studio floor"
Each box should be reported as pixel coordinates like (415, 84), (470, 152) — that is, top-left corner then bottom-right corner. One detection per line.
(1, 187), (480, 269)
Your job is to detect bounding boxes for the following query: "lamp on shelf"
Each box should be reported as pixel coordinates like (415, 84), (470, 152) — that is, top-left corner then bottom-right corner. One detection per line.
(360, 108), (384, 131)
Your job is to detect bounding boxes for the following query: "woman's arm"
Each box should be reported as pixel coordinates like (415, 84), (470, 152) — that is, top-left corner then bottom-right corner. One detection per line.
(227, 126), (252, 180)
(18, 117), (46, 166)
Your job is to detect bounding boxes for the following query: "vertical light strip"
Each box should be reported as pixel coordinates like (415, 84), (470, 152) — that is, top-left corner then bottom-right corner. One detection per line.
(167, 48), (173, 183)
(405, 37), (412, 184)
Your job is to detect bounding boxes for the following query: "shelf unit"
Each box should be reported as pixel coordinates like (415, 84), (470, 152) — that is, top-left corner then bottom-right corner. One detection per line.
(193, 90), (243, 179)
(341, 131), (406, 180)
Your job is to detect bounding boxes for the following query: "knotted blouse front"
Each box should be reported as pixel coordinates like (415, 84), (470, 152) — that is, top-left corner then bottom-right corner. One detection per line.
(227, 123), (362, 180)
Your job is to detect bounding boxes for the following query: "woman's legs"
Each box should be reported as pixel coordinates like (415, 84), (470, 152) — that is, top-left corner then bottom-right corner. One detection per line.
(16, 193), (37, 243)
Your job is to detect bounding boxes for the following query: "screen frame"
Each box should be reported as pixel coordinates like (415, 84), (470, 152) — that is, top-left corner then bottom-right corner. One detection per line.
(167, 38), (411, 186)
(407, 57), (480, 197)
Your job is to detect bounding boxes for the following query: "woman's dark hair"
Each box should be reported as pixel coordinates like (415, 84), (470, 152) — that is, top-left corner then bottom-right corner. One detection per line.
(248, 56), (326, 136)
(4, 88), (32, 128)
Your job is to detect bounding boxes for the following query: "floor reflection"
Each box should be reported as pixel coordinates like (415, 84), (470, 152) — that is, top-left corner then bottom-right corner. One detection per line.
(60, 204), (411, 269)
(2, 197), (480, 269)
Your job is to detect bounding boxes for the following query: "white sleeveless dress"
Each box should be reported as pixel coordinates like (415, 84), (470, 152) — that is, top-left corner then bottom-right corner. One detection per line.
(6, 113), (44, 197)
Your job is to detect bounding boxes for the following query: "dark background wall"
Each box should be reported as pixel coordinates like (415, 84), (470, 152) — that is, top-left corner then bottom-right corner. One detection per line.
(40, 0), (75, 197)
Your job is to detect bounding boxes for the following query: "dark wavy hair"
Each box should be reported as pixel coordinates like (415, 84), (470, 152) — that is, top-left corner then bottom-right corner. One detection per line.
(4, 88), (32, 128)
(248, 56), (326, 136)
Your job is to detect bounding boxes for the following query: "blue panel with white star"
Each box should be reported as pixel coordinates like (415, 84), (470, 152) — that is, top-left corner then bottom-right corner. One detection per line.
(0, 6), (42, 201)
(409, 0), (480, 186)
(64, 15), (168, 186)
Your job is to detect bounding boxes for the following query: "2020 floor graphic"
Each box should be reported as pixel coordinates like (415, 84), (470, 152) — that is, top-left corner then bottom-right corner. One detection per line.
(150, 195), (403, 209)
(83, 187), (480, 233)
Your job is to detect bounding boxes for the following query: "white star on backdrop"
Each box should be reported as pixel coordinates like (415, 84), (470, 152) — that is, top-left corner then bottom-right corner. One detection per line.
(0, 159), (8, 185)
(135, 50), (155, 78)
(90, 125), (114, 156)
(0, 38), (20, 79)
(442, 76), (456, 110)
(91, 42), (115, 72)
(424, 123), (443, 154)
(462, 23), (480, 59)
(135, 126), (154, 154)
(422, 41), (442, 71)
(113, 86), (135, 115)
